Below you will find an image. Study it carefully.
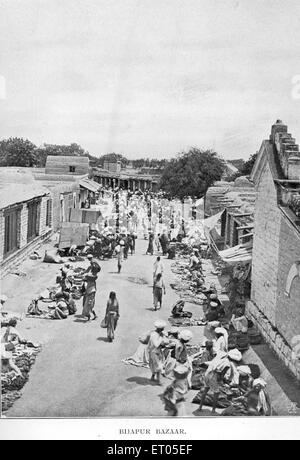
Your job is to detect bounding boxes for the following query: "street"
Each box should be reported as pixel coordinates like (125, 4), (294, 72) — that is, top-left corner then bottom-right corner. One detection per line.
(5, 239), (206, 418)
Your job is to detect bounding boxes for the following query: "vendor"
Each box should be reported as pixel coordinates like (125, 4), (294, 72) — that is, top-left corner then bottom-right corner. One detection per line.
(1, 319), (24, 346)
(86, 255), (101, 278)
(189, 250), (202, 272)
(171, 300), (192, 319)
(231, 307), (249, 333)
(205, 302), (220, 322)
(1, 344), (22, 376)
(214, 327), (229, 354)
(0, 295), (8, 321)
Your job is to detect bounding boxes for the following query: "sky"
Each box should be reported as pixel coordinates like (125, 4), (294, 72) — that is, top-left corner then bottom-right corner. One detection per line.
(1, 0), (300, 160)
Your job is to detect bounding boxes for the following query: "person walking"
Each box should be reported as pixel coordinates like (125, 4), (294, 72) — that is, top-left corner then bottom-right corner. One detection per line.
(148, 320), (169, 385)
(155, 234), (161, 253)
(104, 292), (120, 342)
(82, 274), (98, 322)
(116, 241), (124, 274)
(153, 273), (166, 311)
(153, 257), (164, 284)
(146, 232), (155, 255)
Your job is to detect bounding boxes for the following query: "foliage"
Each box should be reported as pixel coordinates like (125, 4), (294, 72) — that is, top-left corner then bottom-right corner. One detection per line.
(159, 148), (225, 200)
(0, 138), (37, 167)
(240, 153), (258, 176)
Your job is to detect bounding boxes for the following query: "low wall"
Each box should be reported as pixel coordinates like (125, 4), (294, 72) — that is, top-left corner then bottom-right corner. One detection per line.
(246, 300), (300, 381)
(0, 230), (52, 279)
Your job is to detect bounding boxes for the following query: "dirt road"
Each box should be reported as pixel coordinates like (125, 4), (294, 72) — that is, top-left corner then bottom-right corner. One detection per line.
(5, 240), (205, 417)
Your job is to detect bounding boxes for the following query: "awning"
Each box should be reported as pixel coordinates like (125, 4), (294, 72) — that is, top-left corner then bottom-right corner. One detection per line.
(203, 210), (225, 230)
(219, 242), (253, 264)
(79, 179), (100, 193)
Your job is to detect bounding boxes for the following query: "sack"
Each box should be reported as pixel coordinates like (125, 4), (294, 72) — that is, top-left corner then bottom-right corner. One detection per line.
(91, 261), (101, 274)
(248, 364), (261, 379)
(101, 318), (108, 329)
(248, 328), (262, 345)
(139, 331), (151, 345)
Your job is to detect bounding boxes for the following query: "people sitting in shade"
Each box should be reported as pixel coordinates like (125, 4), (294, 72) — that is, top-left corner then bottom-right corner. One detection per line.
(189, 250), (203, 273)
(171, 300), (192, 319)
(231, 307), (249, 333)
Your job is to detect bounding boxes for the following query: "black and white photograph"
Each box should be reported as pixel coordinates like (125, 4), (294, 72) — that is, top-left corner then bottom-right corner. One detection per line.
(0, 0), (300, 440)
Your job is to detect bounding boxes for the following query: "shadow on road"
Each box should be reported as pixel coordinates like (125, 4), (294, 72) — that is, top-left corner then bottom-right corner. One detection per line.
(127, 376), (160, 387)
(97, 337), (110, 343)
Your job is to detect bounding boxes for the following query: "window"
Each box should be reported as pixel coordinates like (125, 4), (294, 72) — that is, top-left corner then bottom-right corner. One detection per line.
(46, 199), (52, 227)
(4, 207), (21, 257)
(27, 200), (41, 242)
(69, 166), (76, 173)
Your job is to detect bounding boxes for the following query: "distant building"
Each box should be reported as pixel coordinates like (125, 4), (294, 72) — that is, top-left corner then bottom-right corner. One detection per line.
(222, 161), (240, 181)
(247, 120), (300, 380)
(35, 156), (99, 231)
(45, 156), (89, 176)
(0, 169), (52, 277)
(93, 160), (159, 191)
(103, 160), (122, 174)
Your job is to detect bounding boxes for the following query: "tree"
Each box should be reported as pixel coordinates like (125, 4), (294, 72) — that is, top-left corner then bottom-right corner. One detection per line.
(35, 143), (92, 167)
(98, 153), (128, 168)
(159, 148), (225, 200)
(0, 138), (37, 167)
(241, 152), (258, 176)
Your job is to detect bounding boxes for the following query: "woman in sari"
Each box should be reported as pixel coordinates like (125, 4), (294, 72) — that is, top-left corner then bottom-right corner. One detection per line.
(105, 292), (120, 342)
(153, 273), (166, 311)
(82, 274), (98, 322)
(146, 233), (155, 256)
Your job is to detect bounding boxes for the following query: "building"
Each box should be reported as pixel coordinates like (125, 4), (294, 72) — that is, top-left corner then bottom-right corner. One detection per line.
(93, 160), (160, 191)
(34, 157), (100, 231)
(222, 161), (240, 181)
(205, 177), (256, 251)
(45, 155), (89, 176)
(247, 120), (300, 380)
(0, 169), (52, 277)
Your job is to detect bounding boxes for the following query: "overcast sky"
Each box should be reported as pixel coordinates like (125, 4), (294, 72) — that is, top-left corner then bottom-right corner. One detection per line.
(1, 0), (300, 160)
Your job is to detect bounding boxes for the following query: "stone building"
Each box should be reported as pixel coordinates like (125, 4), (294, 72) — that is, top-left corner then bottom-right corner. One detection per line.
(247, 120), (300, 380)
(34, 157), (99, 231)
(93, 160), (159, 191)
(205, 177), (256, 250)
(0, 170), (52, 277)
(45, 155), (89, 176)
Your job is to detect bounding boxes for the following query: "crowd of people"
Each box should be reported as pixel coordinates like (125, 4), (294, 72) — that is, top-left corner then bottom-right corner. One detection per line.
(1, 186), (273, 417)
(123, 229), (272, 417)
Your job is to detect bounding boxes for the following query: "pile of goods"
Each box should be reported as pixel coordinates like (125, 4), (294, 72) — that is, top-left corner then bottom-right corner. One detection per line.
(1, 344), (42, 413)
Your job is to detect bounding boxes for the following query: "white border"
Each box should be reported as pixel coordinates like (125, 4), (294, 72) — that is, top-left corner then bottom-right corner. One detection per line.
(0, 417), (300, 440)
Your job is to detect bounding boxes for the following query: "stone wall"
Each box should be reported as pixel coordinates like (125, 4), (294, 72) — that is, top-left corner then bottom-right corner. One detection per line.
(249, 131), (300, 380)
(251, 161), (281, 325)
(246, 300), (300, 380)
(276, 216), (300, 343)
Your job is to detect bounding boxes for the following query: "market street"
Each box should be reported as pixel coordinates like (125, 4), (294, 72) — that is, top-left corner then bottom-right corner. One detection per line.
(5, 239), (205, 417)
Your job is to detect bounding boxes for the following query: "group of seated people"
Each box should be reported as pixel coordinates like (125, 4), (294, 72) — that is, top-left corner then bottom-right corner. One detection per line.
(189, 322), (272, 416)
(1, 313), (28, 378)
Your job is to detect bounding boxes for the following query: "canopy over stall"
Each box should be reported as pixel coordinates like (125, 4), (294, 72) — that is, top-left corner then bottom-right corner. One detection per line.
(219, 242), (253, 265)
